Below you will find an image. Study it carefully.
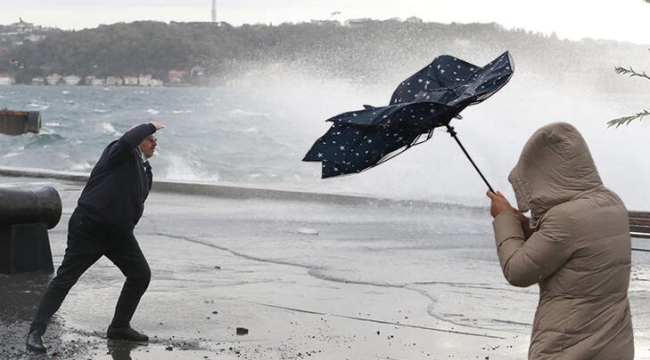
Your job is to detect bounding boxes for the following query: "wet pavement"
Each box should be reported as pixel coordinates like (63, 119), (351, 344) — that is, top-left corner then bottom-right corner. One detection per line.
(1, 170), (650, 359)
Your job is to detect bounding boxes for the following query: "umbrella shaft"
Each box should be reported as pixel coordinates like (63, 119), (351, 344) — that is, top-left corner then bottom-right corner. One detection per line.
(446, 125), (495, 193)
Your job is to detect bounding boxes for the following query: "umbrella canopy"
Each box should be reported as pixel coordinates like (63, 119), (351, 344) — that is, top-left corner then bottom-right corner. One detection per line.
(303, 51), (514, 183)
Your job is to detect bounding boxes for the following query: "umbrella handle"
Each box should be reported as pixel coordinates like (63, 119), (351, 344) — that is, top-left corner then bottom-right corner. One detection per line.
(445, 125), (495, 194)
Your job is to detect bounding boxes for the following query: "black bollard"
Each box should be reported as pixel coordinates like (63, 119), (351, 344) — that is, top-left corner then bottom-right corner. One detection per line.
(0, 186), (61, 274)
(0, 110), (41, 135)
(0, 186), (62, 229)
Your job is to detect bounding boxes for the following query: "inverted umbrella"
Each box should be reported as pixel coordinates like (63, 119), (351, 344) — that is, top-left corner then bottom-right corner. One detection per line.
(303, 51), (514, 193)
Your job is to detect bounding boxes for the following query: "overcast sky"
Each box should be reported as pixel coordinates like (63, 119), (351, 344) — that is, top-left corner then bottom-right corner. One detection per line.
(1, 0), (649, 44)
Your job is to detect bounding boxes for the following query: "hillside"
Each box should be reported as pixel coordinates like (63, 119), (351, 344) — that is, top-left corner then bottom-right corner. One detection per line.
(0, 19), (648, 91)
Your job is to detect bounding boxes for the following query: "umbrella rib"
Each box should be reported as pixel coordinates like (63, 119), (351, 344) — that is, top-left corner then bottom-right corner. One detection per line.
(373, 131), (433, 167)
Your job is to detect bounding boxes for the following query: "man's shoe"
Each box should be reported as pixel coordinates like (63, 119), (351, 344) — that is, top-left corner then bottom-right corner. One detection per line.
(26, 330), (46, 353)
(106, 326), (149, 342)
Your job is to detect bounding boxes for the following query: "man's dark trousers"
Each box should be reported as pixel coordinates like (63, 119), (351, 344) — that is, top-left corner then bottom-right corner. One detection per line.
(29, 208), (151, 335)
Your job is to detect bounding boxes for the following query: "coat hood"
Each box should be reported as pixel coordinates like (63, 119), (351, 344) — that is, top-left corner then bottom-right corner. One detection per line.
(508, 122), (602, 227)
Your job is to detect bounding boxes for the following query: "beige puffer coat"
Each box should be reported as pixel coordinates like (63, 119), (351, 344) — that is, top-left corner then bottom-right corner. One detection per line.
(492, 122), (634, 360)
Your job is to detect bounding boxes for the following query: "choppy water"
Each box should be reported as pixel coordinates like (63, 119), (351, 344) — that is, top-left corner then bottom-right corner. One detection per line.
(2, 70), (649, 209)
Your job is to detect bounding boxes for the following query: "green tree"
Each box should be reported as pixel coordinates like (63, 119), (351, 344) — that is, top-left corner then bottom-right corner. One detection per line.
(608, 0), (650, 127)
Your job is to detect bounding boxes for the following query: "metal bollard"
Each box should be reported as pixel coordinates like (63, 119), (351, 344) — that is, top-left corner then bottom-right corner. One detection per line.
(0, 110), (41, 135)
(0, 186), (61, 229)
(0, 186), (61, 274)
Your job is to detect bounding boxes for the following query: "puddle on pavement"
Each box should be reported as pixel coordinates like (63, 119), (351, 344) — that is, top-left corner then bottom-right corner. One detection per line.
(92, 341), (229, 360)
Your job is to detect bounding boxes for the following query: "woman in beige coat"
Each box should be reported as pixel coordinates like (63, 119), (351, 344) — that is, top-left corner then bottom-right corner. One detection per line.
(487, 122), (634, 360)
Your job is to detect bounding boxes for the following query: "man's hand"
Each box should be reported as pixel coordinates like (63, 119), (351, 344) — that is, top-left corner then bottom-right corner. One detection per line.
(486, 190), (514, 218)
(150, 121), (165, 131)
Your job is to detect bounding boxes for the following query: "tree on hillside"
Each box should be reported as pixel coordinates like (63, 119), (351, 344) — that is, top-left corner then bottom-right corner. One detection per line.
(607, 0), (650, 127)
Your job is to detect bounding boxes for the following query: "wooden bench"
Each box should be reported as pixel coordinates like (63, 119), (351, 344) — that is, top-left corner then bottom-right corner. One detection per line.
(629, 211), (650, 239)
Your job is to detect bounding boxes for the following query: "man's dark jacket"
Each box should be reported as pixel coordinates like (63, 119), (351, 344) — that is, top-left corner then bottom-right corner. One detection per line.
(77, 123), (156, 235)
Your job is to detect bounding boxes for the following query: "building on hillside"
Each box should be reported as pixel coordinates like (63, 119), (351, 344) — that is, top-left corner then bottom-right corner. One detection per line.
(343, 18), (373, 27)
(12, 18), (35, 35)
(168, 70), (188, 85)
(150, 79), (163, 87)
(123, 76), (138, 86)
(25, 34), (45, 42)
(84, 75), (103, 86)
(5, 18), (41, 45)
(105, 76), (123, 86)
(63, 75), (81, 85)
(0, 18), (52, 48)
(138, 74), (152, 87)
(46, 73), (61, 85)
(0, 73), (15, 85)
(310, 20), (340, 26)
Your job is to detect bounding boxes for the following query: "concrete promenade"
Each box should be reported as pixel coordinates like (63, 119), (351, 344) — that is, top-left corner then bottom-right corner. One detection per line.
(1, 167), (649, 359)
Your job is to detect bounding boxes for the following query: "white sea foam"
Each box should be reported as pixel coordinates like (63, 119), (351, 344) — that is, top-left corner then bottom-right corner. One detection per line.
(28, 101), (50, 110)
(229, 109), (267, 118)
(69, 162), (93, 171)
(161, 153), (221, 182)
(297, 228), (319, 235)
(100, 122), (118, 135)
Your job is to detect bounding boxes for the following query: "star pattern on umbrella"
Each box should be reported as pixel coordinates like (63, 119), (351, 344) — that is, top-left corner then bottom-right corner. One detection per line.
(304, 51), (514, 179)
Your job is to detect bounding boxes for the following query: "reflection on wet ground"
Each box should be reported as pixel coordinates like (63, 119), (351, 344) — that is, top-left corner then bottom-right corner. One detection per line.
(99, 342), (222, 360)
(105, 340), (150, 360)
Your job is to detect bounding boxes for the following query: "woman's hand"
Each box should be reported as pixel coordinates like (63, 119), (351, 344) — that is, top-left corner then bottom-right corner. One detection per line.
(486, 190), (514, 218)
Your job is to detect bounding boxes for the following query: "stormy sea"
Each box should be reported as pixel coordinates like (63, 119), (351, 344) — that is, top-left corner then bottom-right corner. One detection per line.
(1, 66), (649, 209)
